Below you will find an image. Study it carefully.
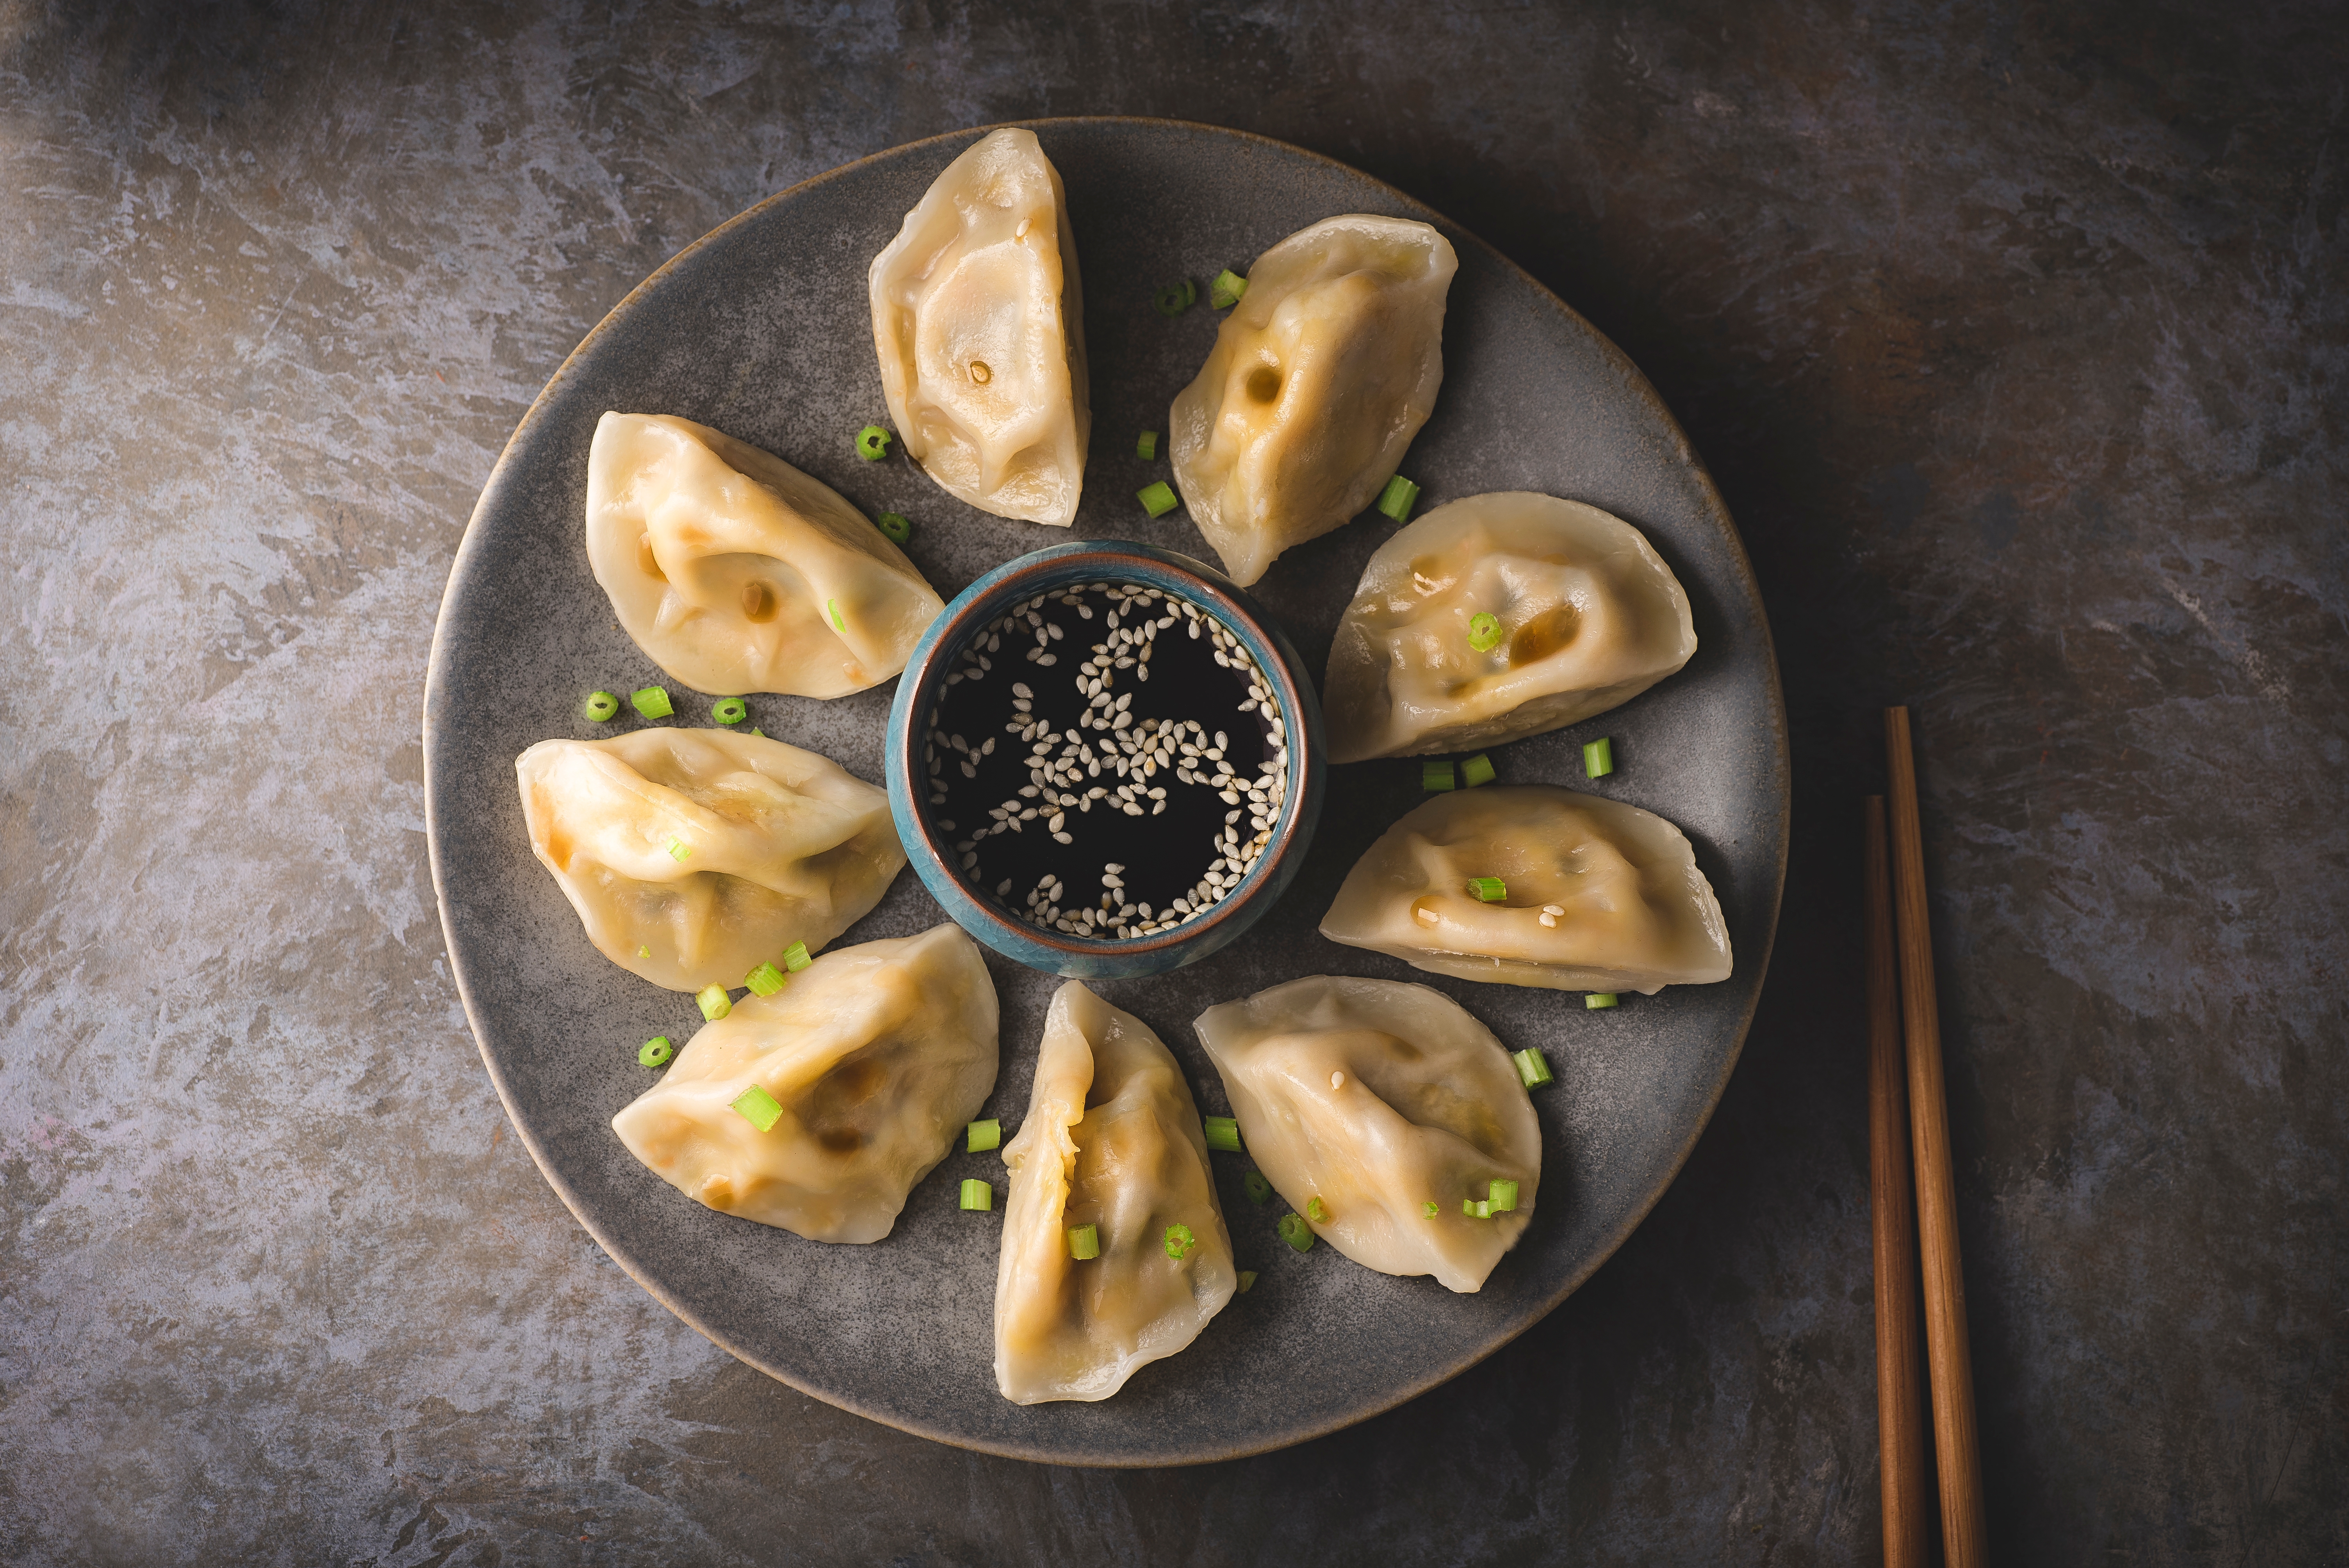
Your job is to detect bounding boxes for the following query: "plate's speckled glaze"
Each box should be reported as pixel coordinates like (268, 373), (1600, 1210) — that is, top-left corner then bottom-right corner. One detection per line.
(424, 119), (1788, 1467)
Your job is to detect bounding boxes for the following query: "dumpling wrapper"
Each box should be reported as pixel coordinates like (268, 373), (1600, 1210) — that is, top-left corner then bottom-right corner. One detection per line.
(1169, 214), (1457, 586)
(611, 924), (998, 1244)
(869, 127), (1091, 526)
(1323, 493), (1697, 762)
(585, 412), (944, 698)
(515, 728), (903, 992)
(995, 983), (1235, 1404)
(1320, 785), (1732, 994)
(1195, 975), (1540, 1294)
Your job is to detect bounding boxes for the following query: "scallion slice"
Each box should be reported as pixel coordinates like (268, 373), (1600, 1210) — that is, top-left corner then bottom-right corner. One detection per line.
(1462, 1197), (1492, 1219)
(665, 836), (692, 862)
(731, 1083), (783, 1132)
(743, 962), (786, 997)
(1461, 753), (1495, 788)
(877, 511), (911, 543)
(827, 598), (847, 632)
(1422, 759), (1456, 792)
(1152, 280), (1192, 316)
(695, 984), (732, 1021)
(1421, 1200), (1440, 1219)
(1067, 1223), (1101, 1260)
(1276, 1213), (1314, 1253)
(637, 944), (651, 959)
(637, 1035), (673, 1067)
(583, 690), (620, 722)
(959, 1178), (992, 1212)
(1513, 1047), (1554, 1088)
(1137, 481), (1179, 518)
(1244, 1171), (1273, 1206)
(1467, 612), (1503, 652)
(1136, 430), (1159, 460)
(1586, 992), (1619, 1010)
(1467, 876), (1507, 902)
(1583, 737), (1615, 778)
(855, 424), (892, 461)
(1210, 269), (1248, 308)
(1305, 1196), (1330, 1224)
(631, 685), (674, 719)
(1204, 1115), (1242, 1153)
(1488, 1179), (1520, 1213)
(782, 941), (811, 973)
(1376, 474), (1420, 522)
(966, 1118), (1002, 1153)
(1237, 1269), (1257, 1294)
(1163, 1222), (1198, 1260)
(712, 697), (748, 726)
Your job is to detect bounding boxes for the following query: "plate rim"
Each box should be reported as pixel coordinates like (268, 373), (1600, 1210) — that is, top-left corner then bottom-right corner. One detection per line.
(422, 115), (1791, 1466)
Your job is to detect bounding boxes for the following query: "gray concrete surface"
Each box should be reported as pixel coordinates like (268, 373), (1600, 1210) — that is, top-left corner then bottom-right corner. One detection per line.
(2, 2), (2342, 1563)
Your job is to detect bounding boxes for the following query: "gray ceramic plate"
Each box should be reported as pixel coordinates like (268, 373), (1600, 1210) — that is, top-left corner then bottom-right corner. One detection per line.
(424, 118), (1787, 1467)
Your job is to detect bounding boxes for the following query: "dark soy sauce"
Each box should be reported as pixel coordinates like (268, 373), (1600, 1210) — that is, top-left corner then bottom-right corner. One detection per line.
(920, 581), (1290, 941)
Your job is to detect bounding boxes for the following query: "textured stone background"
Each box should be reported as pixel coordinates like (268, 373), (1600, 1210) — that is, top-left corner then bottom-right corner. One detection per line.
(3, 1), (2343, 1563)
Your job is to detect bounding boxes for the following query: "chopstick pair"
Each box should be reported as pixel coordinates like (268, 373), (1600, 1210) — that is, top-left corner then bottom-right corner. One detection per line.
(1868, 707), (1990, 1567)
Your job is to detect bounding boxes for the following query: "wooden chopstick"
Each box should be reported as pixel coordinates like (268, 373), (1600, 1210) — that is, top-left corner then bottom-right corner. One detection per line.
(1866, 795), (1933, 1568)
(1884, 706), (1990, 1566)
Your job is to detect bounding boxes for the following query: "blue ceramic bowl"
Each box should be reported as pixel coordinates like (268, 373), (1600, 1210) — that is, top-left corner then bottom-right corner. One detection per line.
(886, 540), (1325, 978)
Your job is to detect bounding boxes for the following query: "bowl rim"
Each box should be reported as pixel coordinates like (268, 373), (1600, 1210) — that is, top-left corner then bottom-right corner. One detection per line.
(885, 538), (1326, 963)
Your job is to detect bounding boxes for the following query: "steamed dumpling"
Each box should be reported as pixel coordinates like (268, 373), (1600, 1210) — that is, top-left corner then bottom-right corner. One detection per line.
(1195, 976), (1540, 1294)
(870, 128), (1090, 526)
(1323, 493), (1697, 762)
(585, 412), (944, 697)
(1320, 785), (1731, 993)
(611, 925), (998, 1244)
(515, 729), (903, 992)
(995, 983), (1235, 1404)
(1169, 214), (1457, 586)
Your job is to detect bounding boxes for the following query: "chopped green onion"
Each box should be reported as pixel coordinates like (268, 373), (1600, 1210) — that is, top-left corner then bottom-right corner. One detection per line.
(638, 1035), (673, 1067)
(637, 944), (651, 959)
(1422, 759), (1456, 792)
(1137, 481), (1178, 518)
(782, 941), (811, 973)
(695, 984), (732, 1021)
(966, 1118), (1001, 1153)
(855, 424), (891, 461)
(1586, 992), (1619, 1010)
(1244, 1171), (1272, 1206)
(1468, 876), (1507, 902)
(713, 697), (748, 725)
(1461, 753), (1495, 788)
(959, 1178), (993, 1211)
(1467, 612), (1503, 652)
(1163, 1222), (1198, 1260)
(1488, 1179), (1520, 1213)
(1237, 1269), (1257, 1294)
(1204, 1115), (1241, 1153)
(583, 690), (620, 722)
(1462, 1197), (1492, 1219)
(1152, 280), (1193, 316)
(1210, 269), (1248, 308)
(827, 598), (846, 632)
(1276, 1213), (1314, 1253)
(731, 1083), (783, 1132)
(1583, 737), (1614, 778)
(749, 727), (764, 738)
(631, 685), (674, 719)
(1136, 430), (1159, 460)
(1376, 474), (1420, 522)
(1514, 1048), (1554, 1088)
(877, 511), (911, 543)
(1067, 1223), (1101, 1260)
(1305, 1196), (1330, 1224)
(1422, 1200), (1440, 1219)
(665, 836), (692, 862)
(743, 962), (786, 997)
